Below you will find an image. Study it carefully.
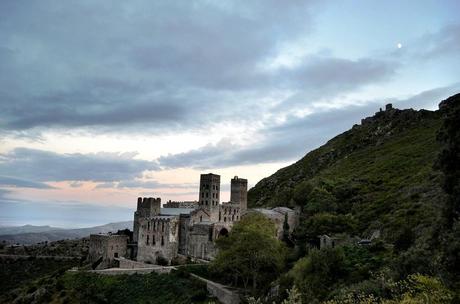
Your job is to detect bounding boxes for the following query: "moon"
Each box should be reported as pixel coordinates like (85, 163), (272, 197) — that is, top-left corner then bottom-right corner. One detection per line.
(397, 43), (402, 49)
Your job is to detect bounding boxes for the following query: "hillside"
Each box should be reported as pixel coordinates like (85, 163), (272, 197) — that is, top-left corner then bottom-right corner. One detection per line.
(248, 102), (445, 240)
(0, 221), (133, 245)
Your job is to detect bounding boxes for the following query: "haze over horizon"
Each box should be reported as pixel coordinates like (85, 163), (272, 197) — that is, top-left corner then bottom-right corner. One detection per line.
(1, 1), (459, 228)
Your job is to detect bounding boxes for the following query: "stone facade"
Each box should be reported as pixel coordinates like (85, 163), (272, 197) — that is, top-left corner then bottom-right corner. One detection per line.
(88, 234), (129, 269)
(136, 215), (180, 264)
(250, 207), (299, 239)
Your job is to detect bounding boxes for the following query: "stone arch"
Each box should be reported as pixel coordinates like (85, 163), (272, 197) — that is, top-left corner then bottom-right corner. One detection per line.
(218, 227), (229, 238)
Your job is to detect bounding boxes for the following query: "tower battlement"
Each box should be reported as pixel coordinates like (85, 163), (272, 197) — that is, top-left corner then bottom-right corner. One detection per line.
(136, 197), (161, 218)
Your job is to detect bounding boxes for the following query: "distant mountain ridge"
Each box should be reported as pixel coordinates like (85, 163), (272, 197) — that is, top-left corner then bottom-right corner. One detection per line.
(0, 221), (133, 245)
(0, 225), (63, 235)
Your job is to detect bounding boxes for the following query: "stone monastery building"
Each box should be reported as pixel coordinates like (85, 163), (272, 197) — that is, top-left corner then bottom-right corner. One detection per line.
(89, 173), (297, 268)
(134, 173), (247, 263)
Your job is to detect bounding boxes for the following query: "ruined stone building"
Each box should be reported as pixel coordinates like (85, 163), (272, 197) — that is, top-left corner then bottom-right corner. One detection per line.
(88, 233), (129, 269)
(89, 173), (298, 268)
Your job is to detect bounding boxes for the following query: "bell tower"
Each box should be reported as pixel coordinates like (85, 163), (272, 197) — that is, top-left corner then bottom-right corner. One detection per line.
(198, 173), (220, 221)
(231, 176), (248, 211)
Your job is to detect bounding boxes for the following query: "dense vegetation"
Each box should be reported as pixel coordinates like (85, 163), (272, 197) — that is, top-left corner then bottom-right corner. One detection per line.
(211, 213), (286, 292)
(1, 269), (210, 304)
(0, 256), (80, 295)
(0, 238), (89, 257)
(245, 94), (460, 302)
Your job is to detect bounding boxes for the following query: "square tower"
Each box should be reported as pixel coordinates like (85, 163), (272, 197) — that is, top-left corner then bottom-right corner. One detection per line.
(133, 197), (161, 243)
(231, 176), (248, 211)
(199, 173), (220, 220)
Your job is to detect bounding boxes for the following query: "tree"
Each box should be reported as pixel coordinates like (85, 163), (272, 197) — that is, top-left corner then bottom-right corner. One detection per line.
(437, 94), (460, 295)
(294, 213), (357, 245)
(211, 213), (286, 293)
(290, 247), (346, 302)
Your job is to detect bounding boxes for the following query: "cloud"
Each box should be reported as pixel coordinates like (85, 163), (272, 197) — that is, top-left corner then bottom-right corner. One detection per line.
(417, 24), (460, 60)
(157, 85), (460, 169)
(0, 1), (319, 132)
(0, 148), (158, 182)
(0, 176), (55, 189)
(0, 0), (402, 135)
(274, 57), (397, 111)
(95, 180), (198, 190)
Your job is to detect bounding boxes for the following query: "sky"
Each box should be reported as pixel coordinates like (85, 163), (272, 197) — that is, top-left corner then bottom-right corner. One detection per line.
(1, 0), (459, 227)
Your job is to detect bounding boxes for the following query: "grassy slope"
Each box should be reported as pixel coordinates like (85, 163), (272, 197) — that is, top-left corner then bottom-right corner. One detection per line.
(248, 108), (444, 238)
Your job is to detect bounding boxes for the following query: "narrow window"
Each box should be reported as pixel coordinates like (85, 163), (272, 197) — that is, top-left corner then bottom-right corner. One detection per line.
(161, 236), (164, 246)
(162, 222), (165, 232)
(224, 217), (226, 222)
(148, 221), (150, 230)
(200, 215), (203, 222)
(219, 211), (221, 221)
(153, 235), (155, 245)
(147, 235), (149, 245)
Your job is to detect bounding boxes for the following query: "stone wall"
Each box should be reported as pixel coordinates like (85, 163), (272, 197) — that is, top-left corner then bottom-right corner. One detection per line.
(88, 234), (128, 269)
(116, 257), (155, 269)
(136, 216), (179, 264)
(188, 223), (217, 260)
(248, 207), (299, 239)
(178, 214), (191, 255)
(190, 208), (211, 225)
(219, 203), (240, 224)
(163, 200), (198, 208)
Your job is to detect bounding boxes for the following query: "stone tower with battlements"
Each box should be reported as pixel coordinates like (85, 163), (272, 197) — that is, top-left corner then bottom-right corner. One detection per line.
(133, 197), (161, 243)
(230, 176), (248, 211)
(199, 173), (220, 221)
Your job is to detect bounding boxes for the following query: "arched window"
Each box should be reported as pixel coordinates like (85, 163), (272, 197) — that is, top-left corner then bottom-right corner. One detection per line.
(146, 235), (149, 245)
(152, 235), (156, 245)
(161, 236), (164, 246)
(200, 215), (203, 222)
